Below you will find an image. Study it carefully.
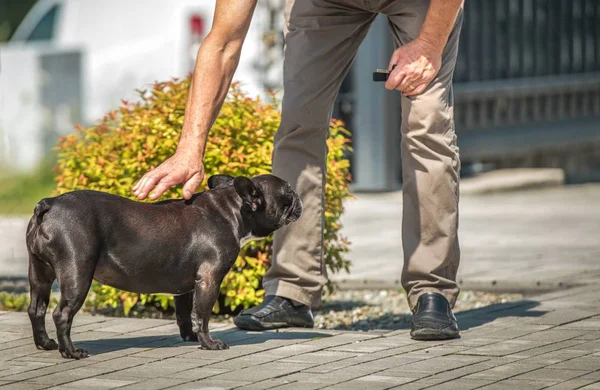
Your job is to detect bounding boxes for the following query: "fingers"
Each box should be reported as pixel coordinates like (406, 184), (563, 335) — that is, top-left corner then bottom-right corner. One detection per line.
(403, 81), (430, 97)
(134, 170), (168, 200)
(385, 69), (406, 90)
(182, 172), (204, 199)
(148, 178), (176, 200)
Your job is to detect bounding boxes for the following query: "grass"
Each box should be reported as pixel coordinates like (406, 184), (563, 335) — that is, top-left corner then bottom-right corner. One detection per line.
(0, 160), (56, 215)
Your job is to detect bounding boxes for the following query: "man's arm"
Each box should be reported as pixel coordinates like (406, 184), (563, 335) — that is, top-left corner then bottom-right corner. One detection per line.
(133, 0), (258, 200)
(385, 0), (463, 96)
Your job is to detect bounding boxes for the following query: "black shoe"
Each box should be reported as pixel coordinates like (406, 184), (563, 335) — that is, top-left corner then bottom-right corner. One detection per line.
(411, 292), (460, 340)
(233, 296), (314, 331)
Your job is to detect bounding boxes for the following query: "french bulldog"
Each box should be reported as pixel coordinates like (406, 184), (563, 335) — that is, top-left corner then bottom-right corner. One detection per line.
(25, 174), (302, 359)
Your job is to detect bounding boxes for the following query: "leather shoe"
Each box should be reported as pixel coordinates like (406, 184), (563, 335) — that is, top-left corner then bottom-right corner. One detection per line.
(234, 295), (314, 331)
(411, 292), (460, 340)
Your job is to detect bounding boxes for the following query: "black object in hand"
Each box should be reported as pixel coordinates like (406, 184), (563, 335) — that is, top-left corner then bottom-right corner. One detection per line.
(373, 65), (396, 82)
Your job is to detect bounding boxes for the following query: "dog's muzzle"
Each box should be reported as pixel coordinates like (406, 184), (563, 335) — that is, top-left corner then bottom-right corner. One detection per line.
(286, 196), (303, 223)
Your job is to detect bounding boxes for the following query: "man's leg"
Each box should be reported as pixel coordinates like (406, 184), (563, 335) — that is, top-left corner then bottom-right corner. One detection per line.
(235, 0), (375, 330)
(383, 1), (464, 339)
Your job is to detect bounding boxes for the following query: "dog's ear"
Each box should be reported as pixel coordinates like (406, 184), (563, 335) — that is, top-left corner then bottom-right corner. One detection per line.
(233, 177), (263, 212)
(207, 174), (235, 190)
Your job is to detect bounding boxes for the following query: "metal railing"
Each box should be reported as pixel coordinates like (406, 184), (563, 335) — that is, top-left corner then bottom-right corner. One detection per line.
(454, 0), (600, 134)
(335, 0), (600, 190)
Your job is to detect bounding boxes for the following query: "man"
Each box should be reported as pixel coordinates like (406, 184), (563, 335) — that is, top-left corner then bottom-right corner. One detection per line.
(133, 0), (464, 340)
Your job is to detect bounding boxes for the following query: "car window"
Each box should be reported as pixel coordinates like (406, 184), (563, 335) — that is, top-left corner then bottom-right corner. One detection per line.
(27, 5), (60, 42)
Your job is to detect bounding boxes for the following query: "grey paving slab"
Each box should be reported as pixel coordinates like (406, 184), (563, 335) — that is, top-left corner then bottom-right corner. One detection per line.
(422, 378), (495, 390)
(513, 368), (591, 382)
(169, 378), (252, 389)
(463, 362), (547, 381)
(545, 378), (600, 390)
(49, 377), (139, 389)
(116, 378), (197, 390)
(477, 379), (558, 389)
(327, 374), (417, 390)
(553, 355), (600, 371)
(208, 362), (314, 382)
(163, 367), (230, 381)
(0, 381), (48, 389)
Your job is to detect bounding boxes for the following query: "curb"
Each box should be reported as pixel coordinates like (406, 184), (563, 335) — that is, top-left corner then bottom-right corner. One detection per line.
(460, 168), (565, 195)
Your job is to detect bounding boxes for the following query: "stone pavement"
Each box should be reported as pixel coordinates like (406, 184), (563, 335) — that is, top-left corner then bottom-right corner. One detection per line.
(336, 184), (600, 293)
(1, 283), (600, 389)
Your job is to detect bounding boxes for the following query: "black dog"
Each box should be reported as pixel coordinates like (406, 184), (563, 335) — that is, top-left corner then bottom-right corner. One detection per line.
(25, 174), (302, 359)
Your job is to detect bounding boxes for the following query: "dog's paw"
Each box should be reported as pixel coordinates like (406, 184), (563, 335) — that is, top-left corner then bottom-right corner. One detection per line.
(36, 339), (58, 351)
(199, 338), (229, 350)
(59, 348), (89, 360)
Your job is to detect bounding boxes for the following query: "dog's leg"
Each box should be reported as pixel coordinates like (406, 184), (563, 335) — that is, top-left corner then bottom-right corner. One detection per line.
(175, 292), (198, 342)
(191, 277), (228, 350)
(52, 265), (94, 359)
(27, 255), (58, 351)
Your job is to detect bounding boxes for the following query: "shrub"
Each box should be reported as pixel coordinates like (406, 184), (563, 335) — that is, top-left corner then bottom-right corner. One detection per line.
(54, 78), (352, 316)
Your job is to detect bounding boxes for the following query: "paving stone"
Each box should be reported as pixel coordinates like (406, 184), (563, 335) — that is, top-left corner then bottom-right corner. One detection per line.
(0, 381), (48, 389)
(514, 368), (590, 382)
(520, 349), (590, 365)
(49, 377), (139, 389)
(327, 374), (416, 390)
(387, 379), (446, 389)
(110, 359), (205, 378)
(424, 378), (495, 390)
(562, 318), (600, 330)
(380, 355), (487, 374)
(208, 362), (314, 383)
(117, 377), (190, 390)
(202, 354), (276, 370)
(477, 379), (558, 389)
(128, 346), (197, 359)
(579, 383), (600, 390)
(0, 359), (93, 382)
(544, 378), (600, 390)
(517, 329), (586, 343)
(531, 309), (599, 326)
(505, 339), (588, 359)
(278, 350), (358, 365)
(581, 372), (600, 380)
(457, 340), (541, 356)
(241, 377), (298, 390)
(553, 355), (600, 371)
(464, 362), (546, 380)
(427, 359), (515, 381)
(169, 378), (252, 389)
(163, 367), (230, 381)
(470, 325), (553, 340)
(575, 331), (600, 341)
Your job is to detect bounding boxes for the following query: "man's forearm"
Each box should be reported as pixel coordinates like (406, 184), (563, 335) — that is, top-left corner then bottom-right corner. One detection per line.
(418, 0), (464, 53)
(177, 38), (242, 156)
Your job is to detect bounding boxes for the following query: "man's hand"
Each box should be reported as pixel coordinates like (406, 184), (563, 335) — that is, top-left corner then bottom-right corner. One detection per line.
(385, 39), (442, 96)
(131, 0), (257, 201)
(133, 150), (205, 200)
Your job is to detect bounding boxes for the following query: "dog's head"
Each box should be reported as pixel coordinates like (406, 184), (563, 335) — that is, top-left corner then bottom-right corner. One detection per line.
(207, 174), (303, 237)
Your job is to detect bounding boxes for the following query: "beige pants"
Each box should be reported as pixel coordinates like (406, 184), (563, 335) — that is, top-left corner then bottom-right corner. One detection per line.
(264, 0), (463, 310)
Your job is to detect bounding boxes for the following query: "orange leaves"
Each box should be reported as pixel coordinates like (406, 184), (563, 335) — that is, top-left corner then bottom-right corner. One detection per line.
(54, 76), (353, 314)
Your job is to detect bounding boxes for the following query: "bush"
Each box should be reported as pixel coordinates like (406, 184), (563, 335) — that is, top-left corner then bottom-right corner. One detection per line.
(54, 78), (352, 316)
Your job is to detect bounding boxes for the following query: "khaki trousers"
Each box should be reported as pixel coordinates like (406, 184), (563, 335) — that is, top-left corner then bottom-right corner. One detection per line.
(264, 0), (463, 310)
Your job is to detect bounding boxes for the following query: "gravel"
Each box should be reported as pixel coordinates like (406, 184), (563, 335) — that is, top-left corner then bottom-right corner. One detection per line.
(312, 289), (522, 331)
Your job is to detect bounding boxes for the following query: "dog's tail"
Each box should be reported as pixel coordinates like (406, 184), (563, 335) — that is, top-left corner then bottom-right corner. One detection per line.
(26, 198), (54, 255)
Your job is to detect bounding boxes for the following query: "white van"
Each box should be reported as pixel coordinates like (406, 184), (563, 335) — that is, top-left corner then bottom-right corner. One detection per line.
(6, 0), (266, 124)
